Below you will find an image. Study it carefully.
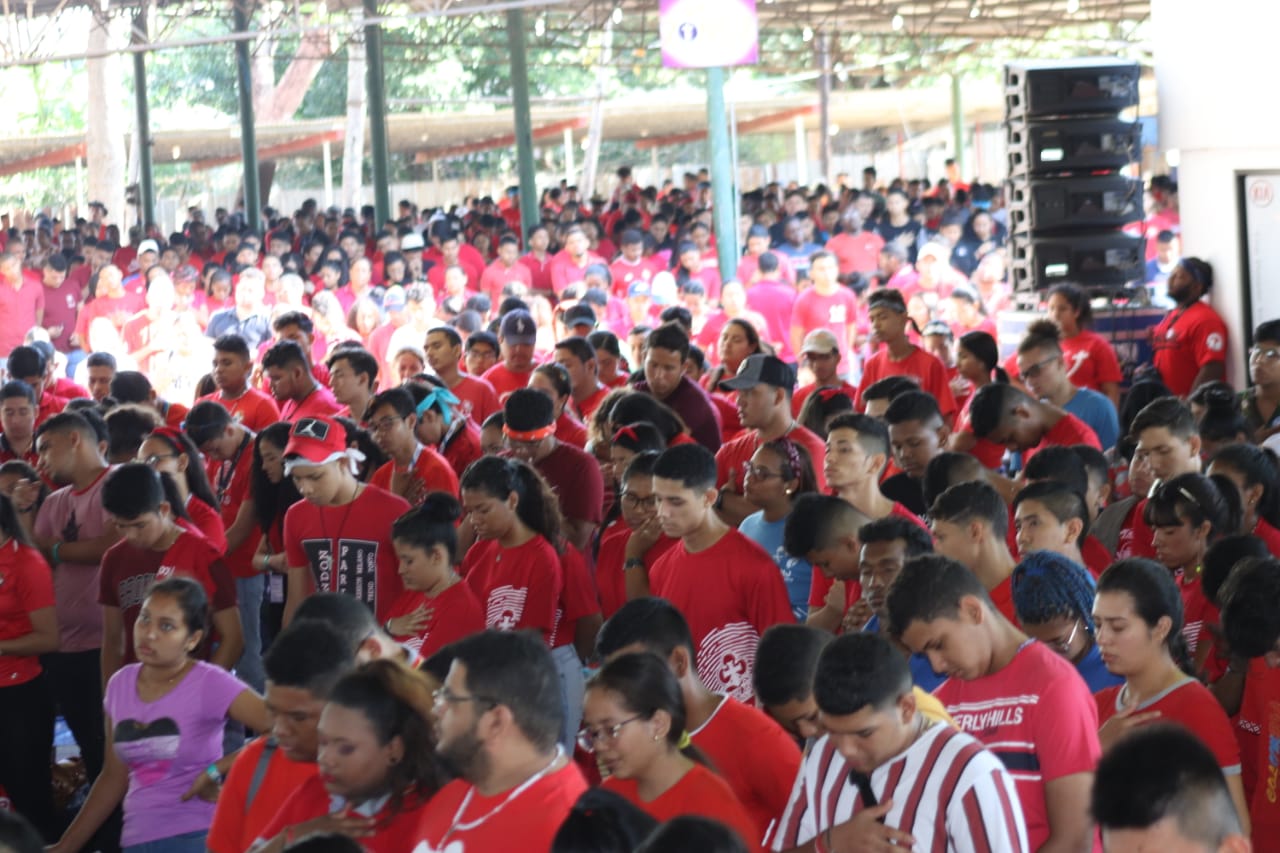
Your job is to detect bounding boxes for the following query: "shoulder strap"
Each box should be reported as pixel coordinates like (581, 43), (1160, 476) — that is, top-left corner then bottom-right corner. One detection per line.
(245, 737), (279, 806)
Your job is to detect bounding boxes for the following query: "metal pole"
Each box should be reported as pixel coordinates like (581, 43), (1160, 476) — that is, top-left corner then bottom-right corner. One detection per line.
(364, 0), (392, 226)
(817, 31), (832, 187)
(950, 72), (965, 178)
(233, 0), (260, 233)
(132, 4), (156, 229)
(706, 66), (737, 283)
(322, 139), (334, 208)
(507, 7), (539, 237)
(793, 114), (808, 186)
(563, 126), (576, 185)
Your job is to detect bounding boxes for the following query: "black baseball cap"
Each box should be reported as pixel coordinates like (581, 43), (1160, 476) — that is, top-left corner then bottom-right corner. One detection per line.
(721, 354), (795, 391)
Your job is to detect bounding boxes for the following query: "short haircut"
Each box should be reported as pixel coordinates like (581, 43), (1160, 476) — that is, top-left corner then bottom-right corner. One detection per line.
(652, 443), (716, 491)
(1255, 319), (1280, 346)
(263, 618), (353, 697)
(827, 412), (889, 461)
(5, 346), (44, 381)
(183, 400), (233, 447)
(0, 380), (35, 405)
(882, 389), (942, 427)
(429, 326), (463, 348)
(1022, 445), (1089, 498)
(885, 554), (993, 637)
(783, 493), (872, 558)
(293, 592), (380, 657)
(465, 330), (498, 353)
(1130, 396), (1197, 442)
(1013, 479), (1090, 543)
(262, 339), (309, 371)
(857, 516), (934, 559)
(369, 386), (416, 420)
(504, 387), (555, 431)
(596, 597), (696, 660)
(273, 310), (314, 335)
(813, 632), (912, 715)
(922, 452), (985, 509)
(108, 371), (153, 404)
(328, 347), (379, 389)
(85, 351), (118, 370)
(1221, 557), (1280, 657)
(36, 410), (98, 444)
(968, 383), (1029, 439)
(861, 375), (918, 406)
(555, 336), (595, 365)
(930, 480), (1009, 540)
(449, 630), (563, 751)
(212, 334), (251, 359)
(646, 322), (691, 361)
(1071, 444), (1109, 489)
(753, 625), (832, 707)
(1092, 725), (1243, 845)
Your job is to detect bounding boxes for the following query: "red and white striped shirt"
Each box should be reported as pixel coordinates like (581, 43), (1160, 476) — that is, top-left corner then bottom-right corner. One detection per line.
(771, 722), (1028, 853)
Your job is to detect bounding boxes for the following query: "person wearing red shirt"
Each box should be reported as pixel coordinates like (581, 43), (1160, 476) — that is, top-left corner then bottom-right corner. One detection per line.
(713, 354), (827, 526)
(825, 213), (885, 278)
(418, 631), (588, 851)
(0, 532), (60, 840)
(482, 309), (539, 404)
(1045, 283), (1124, 407)
(1013, 480), (1104, 576)
(424, 232), (482, 293)
(73, 264), (143, 349)
(790, 252), (861, 377)
(39, 253), (82, 353)
(7, 346), (66, 428)
(856, 288), (957, 418)
(554, 336), (609, 423)
(0, 380), (40, 467)
(199, 334), (281, 431)
(609, 229), (659, 299)
(325, 346), (379, 425)
(1093, 558), (1250, 830)
(738, 224), (796, 286)
(744, 253), (798, 362)
(207, 620), (347, 853)
(790, 330), (857, 417)
(479, 233), (534, 306)
(929, 481), (1021, 624)
(97, 463), (242, 682)
(549, 225), (607, 297)
(528, 364), (589, 449)
(0, 251), (45, 357)
(424, 327), (499, 425)
(1206, 444), (1280, 559)
(1151, 257), (1228, 397)
(254, 660), (446, 853)
(367, 388), (459, 503)
(281, 415), (411, 626)
(263, 340), (343, 423)
(1115, 398), (1203, 561)
(596, 597), (802, 843)
(968, 381), (1100, 468)
(411, 381), (483, 481)
(888, 554), (1101, 853)
(648, 444), (796, 706)
(596, 454), (677, 617)
(519, 223), (555, 294)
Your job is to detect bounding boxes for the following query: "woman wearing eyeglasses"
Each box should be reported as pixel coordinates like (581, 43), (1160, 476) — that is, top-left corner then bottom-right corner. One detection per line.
(596, 451), (678, 617)
(582, 652), (761, 852)
(1011, 550), (1122, 693)
(1092, 558), (1250, 832)
(1144, 472), (1237, 679)
(738, 439), (818, 623)
(137, 426), (228, 554)
(1243, 320), (1280, 442)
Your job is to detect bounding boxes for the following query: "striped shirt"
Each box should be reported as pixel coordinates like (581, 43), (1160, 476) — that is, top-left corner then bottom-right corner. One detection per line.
(772, 722), (1028, 852)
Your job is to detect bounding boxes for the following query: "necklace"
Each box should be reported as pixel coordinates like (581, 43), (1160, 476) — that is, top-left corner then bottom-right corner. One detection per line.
(140, 658), (193, 690)
(216, 432), (252, 504)
(440, 746), (564, 842)
(318, 481), (363, 563)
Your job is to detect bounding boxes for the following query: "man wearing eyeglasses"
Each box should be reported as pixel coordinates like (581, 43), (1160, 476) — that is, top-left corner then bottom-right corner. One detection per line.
(1015, 320), (1120, 451)
(1244, 319), (1280, 443)
(365, 387), (458, 505)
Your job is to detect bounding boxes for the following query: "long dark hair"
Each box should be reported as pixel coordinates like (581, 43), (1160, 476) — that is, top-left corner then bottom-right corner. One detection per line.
(145, 427), (220, 512)
(706, 318), (763, 391)
(609, 393), (689, 445)
(958, 331), (1010, 384)
(460, 456), (564, 550)
(252, 422), (303, 534)
(1097, 558), (1193, 675)
(102, 463), (192, 522)
(1210, 444), (1280, 529)
(587, 652), (710, 766)
(0, 492), (32, 547)
(1048, 282), (1094, 329)
(1143, 472), (1238, 541)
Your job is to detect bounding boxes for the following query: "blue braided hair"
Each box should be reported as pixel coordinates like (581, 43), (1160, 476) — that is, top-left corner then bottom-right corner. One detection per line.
(1011, 550), (1097, 633)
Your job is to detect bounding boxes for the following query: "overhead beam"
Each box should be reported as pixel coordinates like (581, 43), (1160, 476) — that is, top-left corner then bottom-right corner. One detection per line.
(0, 143), (85, 177)
(412, 117), (587, 162)
(633, 105), (816, 150)
(191, 129), (344, 171)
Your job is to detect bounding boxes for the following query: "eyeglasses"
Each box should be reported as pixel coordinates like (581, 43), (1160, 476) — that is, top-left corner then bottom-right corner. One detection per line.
(1251, 346), (1280, 363)
(368, 416), (405, 434)
(620, 492), (658, 510)
(432, 687), (496, 710)
(1045, 620), (1081, 654)
(743, 462), (781, 481)
(577, 715), (644, 752)
(1018, 356), (1059, 381)
(140, 453), (180, 467)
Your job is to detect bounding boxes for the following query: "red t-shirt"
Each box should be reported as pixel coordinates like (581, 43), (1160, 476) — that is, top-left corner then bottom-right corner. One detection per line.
(1255, 518), (1280, 557)
(1080, 535), (1113, 579)
(552, 546), (600, 650)
(208, 737), (319, 853)
(440, 419), (484, 481)
(479, 259), (533, 305)
(857, 346), (957, 417)
(279, 384), (344, 422)
(1235, 658), (1280, 850)
(807, 503), (927, 619)
(826, 229), (886, 276)
(461, 536), (563, 646)
(1060, 330), (1124, 395)
(1024, 412), (1101, 464)
(385, 580), (485, 661)
(197, 388), (281, 432)
(790, 380), (858, 418)
(937, 640), (1101, 852)
(603, 764), (760, 850)
(955, 392), (1006, 469)
(988, 574), (1018, 624)
(481, 362), (534, 404)
(257, 773), (432, 853)
(573, 385), (610, 423)
(1096, 678), (1240, 774)
(283, 485), (411, 623)
(99, 528), (237, 664)
(691, 694), (802, 844)
(185, 496), (229, 555)
(1151, 301), (1229, 397)
(536, 442), (604, 527)
(0, 539), (55, 685)
(549, 251), (607, 296)
(370, 444), (460, 501)
(416, 761), (587, 852)
(649, 529), (796, 705)
(714, 425), (828, 495)
(0, 277), (45, 355)
(519, 253), (554, 294)
(609, 257), (658, 298)
(450, 374), (500, 425)
(205, 433), (258, 579)
(553, 412), (588, 449)
(74, 291), (143, 344)
(595, 522), (678, 620)
(1116, 498), (1158, 560)
(790, 287), (862, 375)
(746, 281), (799, 361)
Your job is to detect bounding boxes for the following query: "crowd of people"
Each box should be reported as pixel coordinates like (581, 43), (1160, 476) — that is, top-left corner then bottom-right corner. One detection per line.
(0, 163), (1274, 853)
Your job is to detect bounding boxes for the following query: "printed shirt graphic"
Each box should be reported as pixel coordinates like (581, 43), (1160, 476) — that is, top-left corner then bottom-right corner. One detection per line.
(1237, 660), (1280, 851)
(460, 536), (563, 646)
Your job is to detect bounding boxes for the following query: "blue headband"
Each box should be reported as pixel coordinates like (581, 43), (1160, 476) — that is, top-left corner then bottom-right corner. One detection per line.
(415, 386), (460, 427)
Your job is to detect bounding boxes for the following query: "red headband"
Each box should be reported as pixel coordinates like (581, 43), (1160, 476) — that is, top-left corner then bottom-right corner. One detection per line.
(503, 423), (556, 443)
(151, 426), (186, 448)
(612, 425), (639, 445)
(816, 387), (847, 403)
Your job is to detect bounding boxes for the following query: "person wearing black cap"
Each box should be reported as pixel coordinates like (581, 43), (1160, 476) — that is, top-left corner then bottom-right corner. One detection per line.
(712, 354), (828, 525)
(502, 388), (603, 552)
(482, 308), (539, 402)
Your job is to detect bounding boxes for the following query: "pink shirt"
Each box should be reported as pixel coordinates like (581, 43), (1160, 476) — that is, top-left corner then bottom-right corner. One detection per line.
(34, 467), (114, 652)
(790, 286), (861, 374)
(746, 279), (798, 361)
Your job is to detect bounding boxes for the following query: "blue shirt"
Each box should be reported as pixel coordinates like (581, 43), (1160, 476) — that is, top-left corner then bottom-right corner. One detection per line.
(739, 511), (812, 622)
(1063, 386), (1120, 450)
(1075, 642), (1124, 693)
(864, 614), (947, 693)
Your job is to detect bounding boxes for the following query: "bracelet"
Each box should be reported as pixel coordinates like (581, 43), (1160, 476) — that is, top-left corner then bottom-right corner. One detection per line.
(50, 542), (61, 565)
(205, 763), (222, 784)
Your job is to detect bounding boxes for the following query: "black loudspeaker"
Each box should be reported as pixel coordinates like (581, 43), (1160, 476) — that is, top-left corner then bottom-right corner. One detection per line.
(1004, 58), (1141, 119)
(1009, 232), (1146, 292)
(1006, 117), (1142, 177)
(1007, 175), (1144, 234)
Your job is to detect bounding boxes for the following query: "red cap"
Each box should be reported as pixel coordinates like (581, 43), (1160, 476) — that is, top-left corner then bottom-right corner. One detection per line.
(283, 416), (347, 472)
